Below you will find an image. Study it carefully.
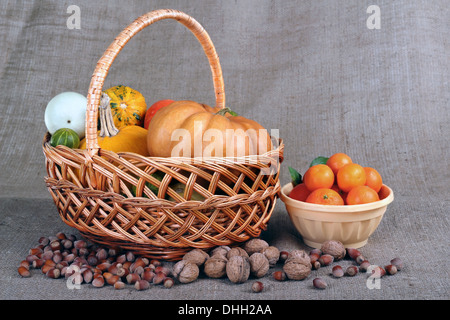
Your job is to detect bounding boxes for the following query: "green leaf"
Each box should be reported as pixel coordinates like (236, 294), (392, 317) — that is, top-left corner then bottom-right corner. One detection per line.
(309, 156), (329, 167)
(288, 166), (303, 186)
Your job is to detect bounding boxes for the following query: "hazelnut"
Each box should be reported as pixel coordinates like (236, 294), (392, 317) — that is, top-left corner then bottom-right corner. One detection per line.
(262, 246), (280, 266)
(173, 260), (199, 284)
(273, 270), (287, 281)
(114, 281), (125, 290)
(355, 255), (367, 265)
(345, 266), (358, 277)
(313, 277), (327, 289)
(321, 240), (346, 260)
(279, 251), (289, 262)
(390, 258), (403, 271)
(18, 266), (31, 278)
(243, 239), (269, 256)
(385, 264), (397, 275)
(318, 254), (334, 266)
(183, 249), (209, 266)
(346, 248), (361, 260)
(226, 255), (250, 284)
(359, 260), (371, 273)
(283, 258), (311, 280)
(134, 279), (150, 291)
(164, 277), (175, 288)
(92, 275), (105, 288)
(251, 281), (264, 293)
(226, 247), (249, 259)
(249, 253), (270, 278)
(370, 266), (386, 278)
(332, 265), (344, 278)
(204, 256), (227, 278)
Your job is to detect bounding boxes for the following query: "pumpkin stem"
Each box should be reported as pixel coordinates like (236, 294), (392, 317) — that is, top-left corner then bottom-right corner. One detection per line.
(215, 107), (238, 117)
(99, 93), (120, 138)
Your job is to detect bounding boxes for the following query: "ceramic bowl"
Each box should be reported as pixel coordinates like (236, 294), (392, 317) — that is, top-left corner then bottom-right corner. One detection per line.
(279, 183), (394, 248)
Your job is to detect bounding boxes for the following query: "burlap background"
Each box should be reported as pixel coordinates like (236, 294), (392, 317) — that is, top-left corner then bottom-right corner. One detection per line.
(0, 0), (448, 300)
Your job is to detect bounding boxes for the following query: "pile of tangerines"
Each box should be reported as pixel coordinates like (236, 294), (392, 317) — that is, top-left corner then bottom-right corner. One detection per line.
(289, 153), (384, 205)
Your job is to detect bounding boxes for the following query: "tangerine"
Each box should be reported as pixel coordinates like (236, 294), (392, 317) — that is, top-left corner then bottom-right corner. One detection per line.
(364, 167), (383, 193)
(306, 188), (344, 205)
(336, 163), (366, 193)
(289, 183), (311, 202)
(303, 164), (334, 192)
(326, 153), (353, 175)
(346, 186), (380, 205)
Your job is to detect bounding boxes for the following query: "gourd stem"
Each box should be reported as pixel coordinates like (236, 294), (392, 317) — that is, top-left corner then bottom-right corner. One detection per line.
(215, 107), (238, 117)
(99, 93), (120, 138)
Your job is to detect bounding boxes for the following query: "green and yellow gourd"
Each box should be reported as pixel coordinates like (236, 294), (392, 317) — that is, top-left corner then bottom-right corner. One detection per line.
(79, 93), (149, 156)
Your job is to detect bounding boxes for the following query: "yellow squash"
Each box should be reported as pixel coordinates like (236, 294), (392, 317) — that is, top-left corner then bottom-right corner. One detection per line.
(79, 93), (149, 156)
(103, 85), (147, 128)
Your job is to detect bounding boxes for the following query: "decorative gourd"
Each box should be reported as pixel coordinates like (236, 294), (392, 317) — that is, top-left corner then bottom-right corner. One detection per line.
(147, 100), (272, 158)
(50, 128), (80, 149)
(79, 93), (149, 156)
(103, 85), (147, 128)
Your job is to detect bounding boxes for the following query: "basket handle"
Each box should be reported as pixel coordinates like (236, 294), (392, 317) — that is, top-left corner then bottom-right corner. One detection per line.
(85, 9), (225, 155)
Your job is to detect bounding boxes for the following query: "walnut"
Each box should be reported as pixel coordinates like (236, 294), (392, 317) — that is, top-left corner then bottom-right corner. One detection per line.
(243, 238), (269, 256)
(248, 253), (270, 278)
(283, 258), (311, 280)
(262, 246), (280, 266)
(226, 255), (250, 283)
(286, 249), (311, 268)
(210, 245), (231, 258)
(183, 248), (209, 266)
(226, 247), (249, 259)
(173, 260), (199, 283)
(204, 256), (227, 278)
(321, 240), (346, 260)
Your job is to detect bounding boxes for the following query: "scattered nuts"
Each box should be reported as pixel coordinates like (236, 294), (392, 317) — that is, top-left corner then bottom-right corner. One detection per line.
(283, 258), (311, 280)
(390, 258), (403, 271)
(251, 281), (264, 293)
(204, 256), (227, 278)
(226, 255), (250, 284)
(226, 247), (249, 259)
(321, 240), (346, 260)
(243, 238), (269, 256)
(114, 281), (125, 290)
(346, 248), (361, 260)
(134, 279), (150, 291)
(345, 266), (358, 277)
(318, 254), (334, 266)
(279, 251), (289, 262)
(332, 265), (344, 278)
(183, 249), (209, 266)
(262, 246), (280, 266)
(313, 277), (327, 289)
(273, 270), (287, 281)
(385, 264), (397, 275)
(249, 253), (270, 278)
(152, 272), (166, 285)
(164, 277), (175, 288)
(18, 266), (31, 278)
(173, 260), (199, 284)
(359, 260), (371, 273)
(92, 275), (105, 287)
(46, 267), (61, 279)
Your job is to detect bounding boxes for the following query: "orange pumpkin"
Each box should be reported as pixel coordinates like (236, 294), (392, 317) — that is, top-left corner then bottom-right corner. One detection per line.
(147, 100), (272, 158)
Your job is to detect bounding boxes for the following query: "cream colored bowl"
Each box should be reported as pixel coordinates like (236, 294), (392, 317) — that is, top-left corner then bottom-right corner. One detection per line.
(279, 183), (394, 249)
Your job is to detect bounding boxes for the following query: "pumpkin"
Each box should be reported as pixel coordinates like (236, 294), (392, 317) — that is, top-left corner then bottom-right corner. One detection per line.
(103, 85), (147, 128)
(147, 100), (272, 158)
(79, 93), (149, 156)
(50, 128), (80, 149)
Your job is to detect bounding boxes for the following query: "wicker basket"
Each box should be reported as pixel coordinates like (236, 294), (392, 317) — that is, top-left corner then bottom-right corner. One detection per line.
(42, 9), (284, 261)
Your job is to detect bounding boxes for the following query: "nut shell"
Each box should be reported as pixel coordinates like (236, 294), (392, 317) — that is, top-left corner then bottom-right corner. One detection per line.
(321, 240), (346, 260)
(262, 246), (280, 266)
(283, 258), (311, 280)
(226, 247), (249, 259)
(173, 260), (199, 284)
(286, 250), (311, 268)
(249, 253), (270, 278)
(204, 256), (227, 278)
(243, 238), (269, 256)
(183, 249), (209, 266)
(226, 255), (250, 284)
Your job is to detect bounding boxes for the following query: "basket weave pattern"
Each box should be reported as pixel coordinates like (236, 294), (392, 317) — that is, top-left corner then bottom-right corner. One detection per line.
(42, 9), (284, 261)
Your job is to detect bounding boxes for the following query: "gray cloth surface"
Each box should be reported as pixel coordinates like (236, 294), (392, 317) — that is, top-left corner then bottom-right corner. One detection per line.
(0, 0), (449, 300)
